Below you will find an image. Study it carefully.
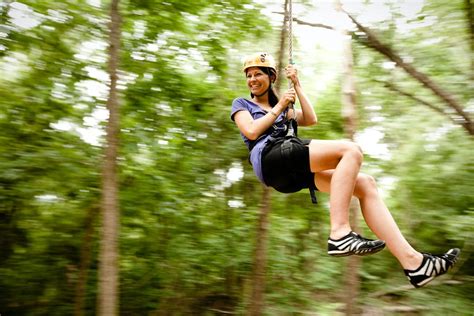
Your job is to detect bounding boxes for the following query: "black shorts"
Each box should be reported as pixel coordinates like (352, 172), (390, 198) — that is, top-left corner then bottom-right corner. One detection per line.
(261, 137), (317, 193)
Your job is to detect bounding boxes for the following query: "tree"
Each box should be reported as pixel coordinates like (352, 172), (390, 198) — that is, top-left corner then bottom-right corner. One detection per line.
(334, 2), (362, 315)
(97, 0), (121, 314)
(464, 0), (474, 82)
(1, 0), (473, 314)
(344, 11), (474, 136)
(247, 2), (291, 314)
(281, 3), (474, 136)
(74, 205), (99, 316)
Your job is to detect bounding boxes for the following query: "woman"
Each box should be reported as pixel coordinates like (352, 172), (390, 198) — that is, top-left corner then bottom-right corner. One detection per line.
(230, 52), (460, 288)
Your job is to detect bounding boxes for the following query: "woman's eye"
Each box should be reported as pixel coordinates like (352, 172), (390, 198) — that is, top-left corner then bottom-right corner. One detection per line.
(247, 72), (263, 79)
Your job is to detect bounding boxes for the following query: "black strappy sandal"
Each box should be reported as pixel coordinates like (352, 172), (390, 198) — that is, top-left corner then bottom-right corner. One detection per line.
(404, 248), (460, 288)
(328, 231), (386, 257)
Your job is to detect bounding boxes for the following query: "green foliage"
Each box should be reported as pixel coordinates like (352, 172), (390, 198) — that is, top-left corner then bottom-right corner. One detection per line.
(0, 0), (473, 315)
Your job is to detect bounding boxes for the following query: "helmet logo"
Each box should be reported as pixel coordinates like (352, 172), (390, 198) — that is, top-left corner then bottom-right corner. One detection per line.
(260, 53), (266, 63)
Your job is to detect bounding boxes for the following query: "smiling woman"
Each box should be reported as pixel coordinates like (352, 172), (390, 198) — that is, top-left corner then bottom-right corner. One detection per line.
(230, 52), (460, 288)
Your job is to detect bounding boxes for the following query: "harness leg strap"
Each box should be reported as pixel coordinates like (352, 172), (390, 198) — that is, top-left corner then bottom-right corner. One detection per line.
(309, 187), (318, 204)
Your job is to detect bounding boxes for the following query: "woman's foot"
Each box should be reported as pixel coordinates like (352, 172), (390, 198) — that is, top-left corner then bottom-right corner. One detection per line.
(328, 231), (385, 257)
(404, 248), (460, 288)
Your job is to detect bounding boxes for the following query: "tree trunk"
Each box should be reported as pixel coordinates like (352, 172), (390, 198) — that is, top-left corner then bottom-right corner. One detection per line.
(339, 17), (357, 139)
(247, 186), (271, 316)
(344, 201), (361, 316)
(224, 191), (235, 303)
(247, 3), (290, 314)
(74, 206), (99, 316)
(335, 2), (361, 314)
(97, 0), (121, 315)
(275, 0), (289, 94)
(465, 0), (474, 85)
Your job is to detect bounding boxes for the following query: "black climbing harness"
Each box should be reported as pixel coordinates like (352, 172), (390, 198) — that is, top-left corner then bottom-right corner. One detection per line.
(249, 113), (318, 205)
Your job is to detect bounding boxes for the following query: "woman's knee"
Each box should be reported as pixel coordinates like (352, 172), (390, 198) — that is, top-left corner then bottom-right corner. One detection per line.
(308, 140), (363, 172)
(343, 141), (363, 165)
(355, 174), (377, 197)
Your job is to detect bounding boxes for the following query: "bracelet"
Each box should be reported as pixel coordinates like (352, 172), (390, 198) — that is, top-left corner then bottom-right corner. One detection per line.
(269, 110), (277, 117)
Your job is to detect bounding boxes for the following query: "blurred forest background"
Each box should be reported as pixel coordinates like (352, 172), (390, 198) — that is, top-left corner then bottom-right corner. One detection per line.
(0, 0), (473, 315)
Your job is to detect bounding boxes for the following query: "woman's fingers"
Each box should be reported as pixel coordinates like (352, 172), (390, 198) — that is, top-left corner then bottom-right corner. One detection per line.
(285, 65), (297, 77)
(284, 88), (296, 104)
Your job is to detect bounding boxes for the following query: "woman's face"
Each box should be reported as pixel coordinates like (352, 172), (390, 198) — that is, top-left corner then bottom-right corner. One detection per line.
(246, 67), (270, 96)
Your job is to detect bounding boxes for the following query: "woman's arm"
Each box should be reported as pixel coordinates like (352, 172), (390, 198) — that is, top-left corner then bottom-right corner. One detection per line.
(286, 65), (317, 126)
(234, 92), (294, 140)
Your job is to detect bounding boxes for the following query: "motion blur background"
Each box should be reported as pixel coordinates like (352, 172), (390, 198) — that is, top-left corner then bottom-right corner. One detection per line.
(0, 0), (473, 314)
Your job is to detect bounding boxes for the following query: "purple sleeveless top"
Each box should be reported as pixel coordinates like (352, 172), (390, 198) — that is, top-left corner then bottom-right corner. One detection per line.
(230, 97), (286, 184)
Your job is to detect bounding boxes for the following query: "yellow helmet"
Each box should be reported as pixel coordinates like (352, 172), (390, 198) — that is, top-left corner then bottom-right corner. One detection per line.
(242, 52), (277, 73)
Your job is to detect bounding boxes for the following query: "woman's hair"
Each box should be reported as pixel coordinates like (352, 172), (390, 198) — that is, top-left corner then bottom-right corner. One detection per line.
(268, 86), (279, 108)
(248, 66), (279, 107)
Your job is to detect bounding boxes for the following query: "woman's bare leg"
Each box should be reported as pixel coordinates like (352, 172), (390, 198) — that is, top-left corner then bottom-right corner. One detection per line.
(308, 140), (363, 240)
(315, 170), (423, 270)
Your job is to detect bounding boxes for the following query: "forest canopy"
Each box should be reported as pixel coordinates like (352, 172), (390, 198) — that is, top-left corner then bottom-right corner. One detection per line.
(0, 0), (473, 315)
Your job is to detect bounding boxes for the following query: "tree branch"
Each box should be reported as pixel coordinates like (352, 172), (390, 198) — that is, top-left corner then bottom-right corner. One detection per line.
(272, 11), (334, 31)
(379, 79), (474, 128)
(379, 80), (445, 114)
(343, 10), (474, 135)
(278, 11), (474, 135)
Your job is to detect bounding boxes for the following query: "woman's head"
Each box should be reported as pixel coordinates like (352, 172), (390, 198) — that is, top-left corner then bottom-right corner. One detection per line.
(243, 52), (277, 73)
(243, 53), (279, 106)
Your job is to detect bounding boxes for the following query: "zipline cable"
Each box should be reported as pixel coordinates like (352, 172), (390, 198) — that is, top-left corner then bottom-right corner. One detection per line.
(287, 0), (297, 130)
(288, 0), (293, 68)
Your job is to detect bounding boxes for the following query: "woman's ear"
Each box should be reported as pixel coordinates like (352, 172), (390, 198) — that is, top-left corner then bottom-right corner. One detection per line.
(271, 74), (277, 83)
(269, 69), (277, 83)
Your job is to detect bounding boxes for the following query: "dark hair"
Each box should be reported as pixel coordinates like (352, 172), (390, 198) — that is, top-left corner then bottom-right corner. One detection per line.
(267, 86), (279, 107)
(248, 67), (279, 107)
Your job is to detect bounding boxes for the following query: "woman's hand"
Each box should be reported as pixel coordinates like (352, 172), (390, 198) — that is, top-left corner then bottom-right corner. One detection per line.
(279, 88), (296, 108)
(285, 64), (299, 86)
(283, 66), (318, 126)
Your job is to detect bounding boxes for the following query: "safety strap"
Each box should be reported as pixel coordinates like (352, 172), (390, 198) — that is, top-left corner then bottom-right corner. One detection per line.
(248, 124), (279, 152)
(309, 187), (317, 204)
(248, 108), (291, 152)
